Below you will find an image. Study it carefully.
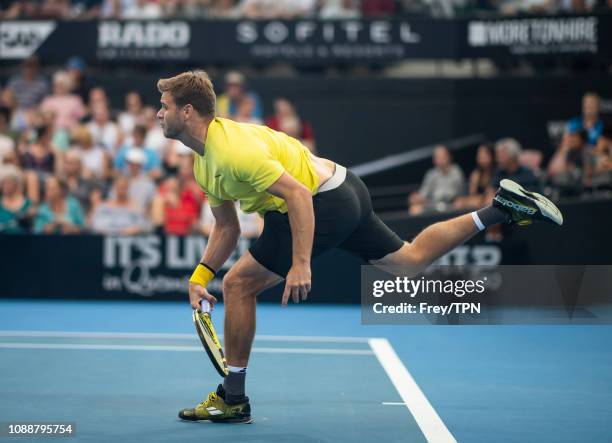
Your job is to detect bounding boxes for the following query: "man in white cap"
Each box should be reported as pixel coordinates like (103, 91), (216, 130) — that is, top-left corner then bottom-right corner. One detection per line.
(215, 71), (263, 122)
(125, 148), (156, 214)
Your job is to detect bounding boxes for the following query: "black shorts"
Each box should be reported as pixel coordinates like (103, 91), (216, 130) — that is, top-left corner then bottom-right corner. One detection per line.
(249, 168), (404, 277)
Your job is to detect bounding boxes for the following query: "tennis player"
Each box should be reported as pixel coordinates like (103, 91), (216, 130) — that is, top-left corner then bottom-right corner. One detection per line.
(156, 71), (563, 423)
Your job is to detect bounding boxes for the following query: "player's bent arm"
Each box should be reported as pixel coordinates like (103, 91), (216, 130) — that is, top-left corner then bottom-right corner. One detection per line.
(266, 172), (314, 304)
(200, 200), (241, 272)
(266, 172), (314, 266)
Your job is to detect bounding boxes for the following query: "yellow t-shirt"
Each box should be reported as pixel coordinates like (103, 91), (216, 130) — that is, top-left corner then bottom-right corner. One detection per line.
(193, 117), (319, 215)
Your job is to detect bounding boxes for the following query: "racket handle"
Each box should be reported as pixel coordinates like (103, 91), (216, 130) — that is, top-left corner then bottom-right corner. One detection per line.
(199, 299), (211, 314)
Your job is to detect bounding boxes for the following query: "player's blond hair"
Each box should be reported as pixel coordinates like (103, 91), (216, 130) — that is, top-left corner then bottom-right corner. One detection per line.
(157, 70), (216, 118)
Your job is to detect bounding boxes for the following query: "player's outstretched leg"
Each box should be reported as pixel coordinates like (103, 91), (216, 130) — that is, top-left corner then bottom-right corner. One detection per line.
(373, 179), (562, 270)
(179, 252), (282, 424)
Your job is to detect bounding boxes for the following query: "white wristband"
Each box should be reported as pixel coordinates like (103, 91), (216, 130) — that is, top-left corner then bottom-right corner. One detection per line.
(471, 211), (486, 231)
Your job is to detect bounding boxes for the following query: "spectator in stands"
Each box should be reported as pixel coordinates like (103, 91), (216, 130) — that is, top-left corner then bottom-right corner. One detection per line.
(87, 87), (110, 111)
(40, 71), (86, 130)
(86, 102), (121, 153)
(498, 0), (557, 15)
(65, 57), (91, 104)
(408, 145), (465, 215)
(176, 152), (205, 204)
(159, 0), (179, 16)
(63, 149), (106, 216)
(398, 0), (430, 16)
(115, 124), (162, 179)
(491, 138), (539, 190)
(0, 149), (20, 187)
(90, 175), (149, 235)
(34, 175), (84, 233)
(454, 144), (495, 210)
(141, 106), (168, 156)
(163, 140), (192, 176)
(123, 0), (162, 17)
(179, 0), (209, 16)
(1, 0), (41, 18)
(0, 89), (27, 132)
(81, 87), (110, 123)
(0, 169), (34, 233)
(200, 200), (262, 238)
(589, 122), (612, 190)
(519, 147), (544, 180)
(319, 0), (361, 18)
(234, 95), (262, 124)
(100, 0), (127, 17)
(593, 0), (612, 12)
(118, 91), (143, 135)
(362, 0), (395, 16)
(40, 0), (71, 19)
(37, 107), (70, 152)
(19, 122), (57, 177)
(547, 130), (589, 196)
(70, 0), (104, 17)
(559, 0), (595, 13)
(567, 92), (603, 146)
(216, 71), (263, 122)
(151, 176), (200, 235)
(0, 107), (16, 161)
(241, 0), (315, 18)
(205, 0), (241, 18)
(424, 0), (461, 17)
(124, 148), (156, 214)
(265, 97), (316, 152)
(70, 125), (109, 179)
(6, 57), (49, 112)
(1, 146), (40, 205)
(147, 153), (204, 235)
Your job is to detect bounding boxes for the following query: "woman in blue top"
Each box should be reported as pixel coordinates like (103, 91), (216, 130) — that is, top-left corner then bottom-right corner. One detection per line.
(0, 168), (34, 233)
(34, 175), (84, 234)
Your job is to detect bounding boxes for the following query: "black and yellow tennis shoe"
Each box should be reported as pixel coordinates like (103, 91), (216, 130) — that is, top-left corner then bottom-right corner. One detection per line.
(493, 179), (563, 226)
(178, 385), (252, 423)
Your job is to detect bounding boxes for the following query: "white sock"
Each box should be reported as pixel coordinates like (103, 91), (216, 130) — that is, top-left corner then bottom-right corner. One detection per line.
(228, 365), (246, 373)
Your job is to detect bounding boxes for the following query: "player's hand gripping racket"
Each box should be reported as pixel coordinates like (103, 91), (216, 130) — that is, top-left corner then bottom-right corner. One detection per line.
(193, 301), (229, 377)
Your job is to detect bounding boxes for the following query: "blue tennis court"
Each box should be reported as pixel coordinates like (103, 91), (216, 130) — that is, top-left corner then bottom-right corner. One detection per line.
(1, 299), (611, 443)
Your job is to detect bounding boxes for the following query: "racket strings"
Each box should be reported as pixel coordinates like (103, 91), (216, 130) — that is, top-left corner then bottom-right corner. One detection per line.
(193, 310), (229, 377)
(201, 314), (222, 348)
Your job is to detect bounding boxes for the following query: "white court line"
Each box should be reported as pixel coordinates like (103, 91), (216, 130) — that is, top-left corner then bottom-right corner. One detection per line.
(0, 331), (370, 343)
(382, 402), (409, 406)
(369, 338), (456, 443)
(0, 342), (373, 355)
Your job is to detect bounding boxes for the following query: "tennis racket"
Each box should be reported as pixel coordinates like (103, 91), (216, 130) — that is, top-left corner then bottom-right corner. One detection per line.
(192, 303), (229, 377)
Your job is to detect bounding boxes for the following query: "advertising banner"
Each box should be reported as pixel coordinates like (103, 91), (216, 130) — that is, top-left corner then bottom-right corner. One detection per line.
(2, 16), (610, 64)
(0, 197), (609, 303)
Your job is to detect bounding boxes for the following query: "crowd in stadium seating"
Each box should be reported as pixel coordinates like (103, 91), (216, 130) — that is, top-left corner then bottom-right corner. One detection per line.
(408, 92), (612, 216)
(1, 0), (609, 19)
(0, 57), (610, 234)
(0, 59), (315, 234)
